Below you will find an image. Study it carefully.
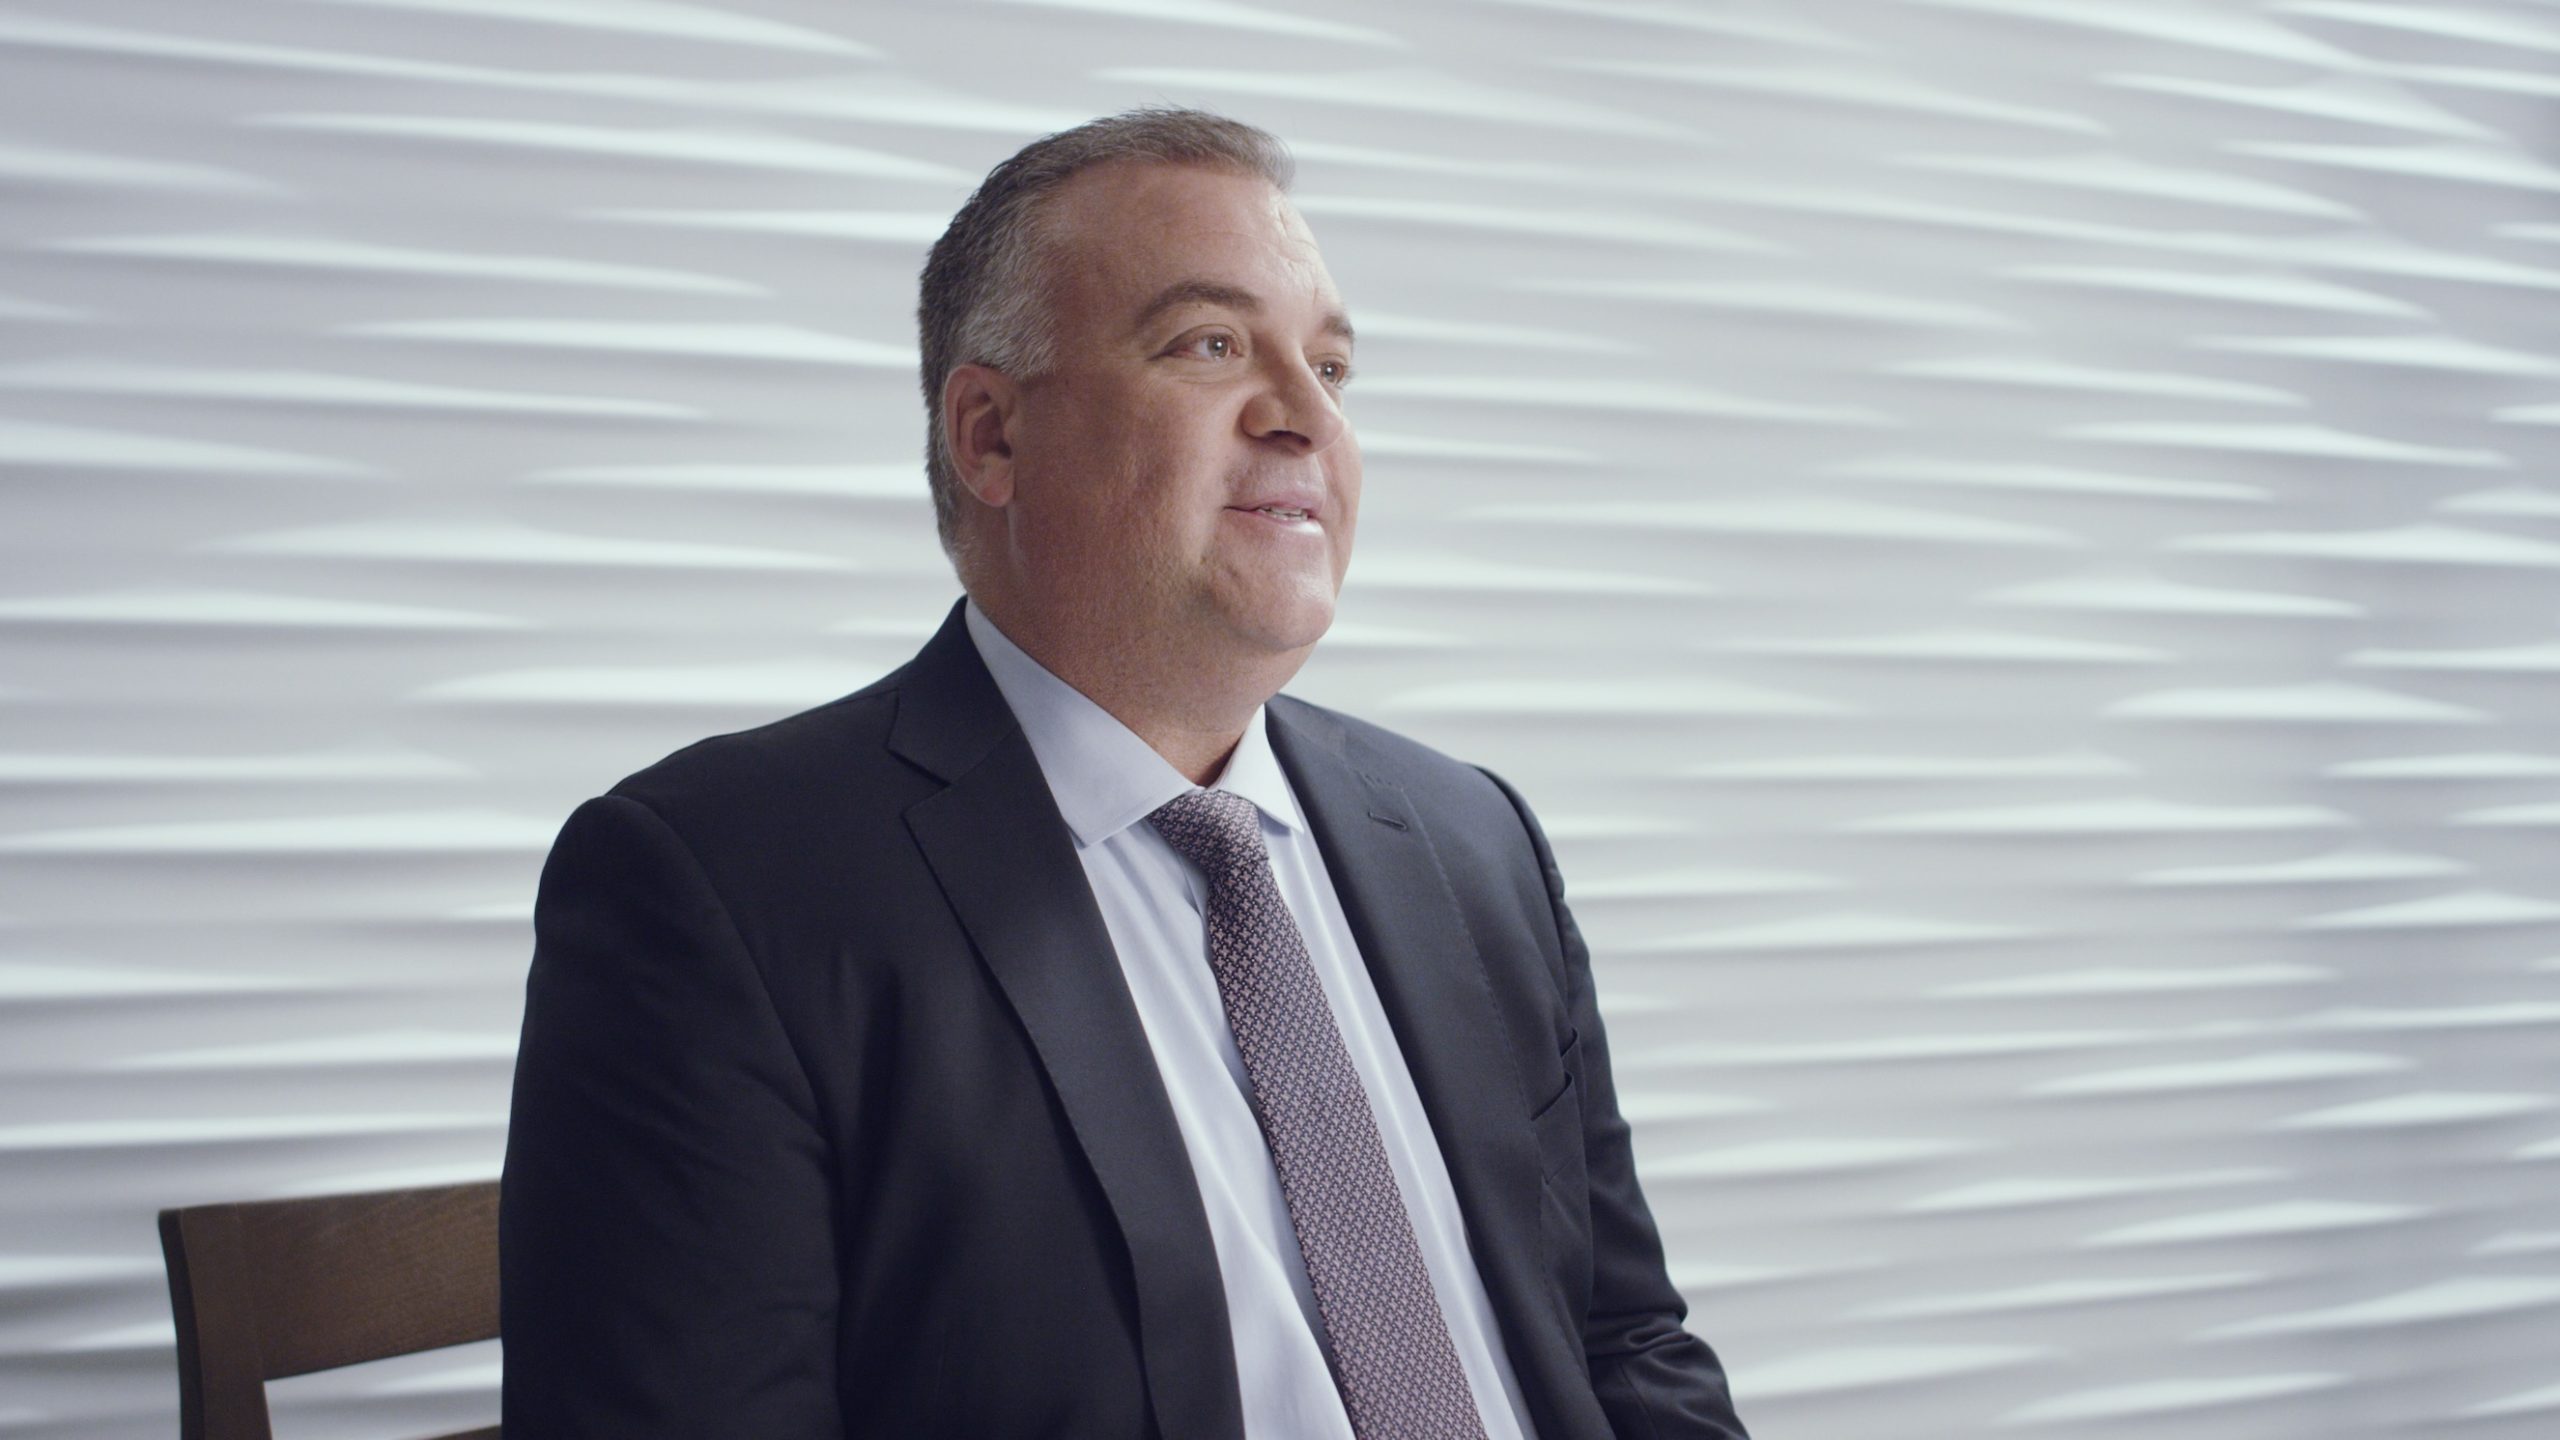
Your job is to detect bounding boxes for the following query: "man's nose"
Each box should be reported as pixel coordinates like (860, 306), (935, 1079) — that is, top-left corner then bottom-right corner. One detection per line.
(1241, 357), (1347, 454)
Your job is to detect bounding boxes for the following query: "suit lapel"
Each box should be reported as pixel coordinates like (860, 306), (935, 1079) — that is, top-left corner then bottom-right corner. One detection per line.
(893, 602), (1243, 1440)
(1266, 698), (1580, 1436)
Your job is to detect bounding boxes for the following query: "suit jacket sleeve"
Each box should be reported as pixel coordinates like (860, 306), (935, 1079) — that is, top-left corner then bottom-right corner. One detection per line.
(501, 793), (842, 1437)
(1484, 771), (1751, 1439)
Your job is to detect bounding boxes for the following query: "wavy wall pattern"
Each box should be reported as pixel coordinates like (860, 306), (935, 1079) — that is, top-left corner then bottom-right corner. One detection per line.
(2, 1), (2556, 1436)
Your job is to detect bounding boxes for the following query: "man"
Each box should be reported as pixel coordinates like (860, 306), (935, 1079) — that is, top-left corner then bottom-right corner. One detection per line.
(501, 107), (1748, 1439)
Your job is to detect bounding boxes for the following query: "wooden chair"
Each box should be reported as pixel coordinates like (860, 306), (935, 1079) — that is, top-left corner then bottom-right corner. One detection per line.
(157, 1180), (500, 1440)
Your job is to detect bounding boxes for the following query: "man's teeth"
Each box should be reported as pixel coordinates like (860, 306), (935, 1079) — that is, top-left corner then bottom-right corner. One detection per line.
(1254, 506), (1309, 520)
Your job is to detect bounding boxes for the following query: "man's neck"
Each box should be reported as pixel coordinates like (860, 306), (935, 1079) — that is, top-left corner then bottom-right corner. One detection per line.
(968, 593), (1305, 785)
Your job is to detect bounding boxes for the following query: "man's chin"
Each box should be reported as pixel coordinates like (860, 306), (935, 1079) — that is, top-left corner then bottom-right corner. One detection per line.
(1217, 590), (1337, 660)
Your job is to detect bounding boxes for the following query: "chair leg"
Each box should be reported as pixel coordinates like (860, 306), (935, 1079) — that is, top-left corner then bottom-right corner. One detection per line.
(160, 1207), (276, 1440)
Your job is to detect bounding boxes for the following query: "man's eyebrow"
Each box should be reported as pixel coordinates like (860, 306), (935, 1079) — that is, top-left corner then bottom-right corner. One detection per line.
(1132, 278), (1357, 347)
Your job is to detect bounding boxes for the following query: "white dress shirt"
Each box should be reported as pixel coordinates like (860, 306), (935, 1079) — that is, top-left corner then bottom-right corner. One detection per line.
(964, 600), (1534, 1440)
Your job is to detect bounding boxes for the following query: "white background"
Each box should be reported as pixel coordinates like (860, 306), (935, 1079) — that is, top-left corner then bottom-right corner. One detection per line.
(3, 2), (2557, 1437)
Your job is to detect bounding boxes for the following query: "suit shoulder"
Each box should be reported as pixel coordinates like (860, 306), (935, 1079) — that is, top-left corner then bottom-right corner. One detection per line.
(602, 668), (913, 832)
(1271, 693), (1565, 970)
(1268, 692), (1520, 819)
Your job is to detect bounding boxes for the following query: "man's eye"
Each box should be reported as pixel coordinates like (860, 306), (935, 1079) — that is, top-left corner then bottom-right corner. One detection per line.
(1181, 333), (1238, 360)
(1317, 358), (1353, 387)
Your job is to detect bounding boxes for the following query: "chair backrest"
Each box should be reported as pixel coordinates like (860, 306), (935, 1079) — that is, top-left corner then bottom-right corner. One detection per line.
(157, 1180), (501, 1440)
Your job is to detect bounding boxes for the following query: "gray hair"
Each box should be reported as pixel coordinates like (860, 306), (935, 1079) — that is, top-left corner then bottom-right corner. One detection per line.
(916, 107), (1295, 563)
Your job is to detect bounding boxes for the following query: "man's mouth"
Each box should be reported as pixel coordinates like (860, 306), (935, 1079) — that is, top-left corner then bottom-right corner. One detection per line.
(1246, 505), (1312, 522)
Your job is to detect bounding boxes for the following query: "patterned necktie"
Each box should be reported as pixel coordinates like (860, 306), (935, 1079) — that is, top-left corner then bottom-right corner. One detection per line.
(1148, 787), (1491, 1440)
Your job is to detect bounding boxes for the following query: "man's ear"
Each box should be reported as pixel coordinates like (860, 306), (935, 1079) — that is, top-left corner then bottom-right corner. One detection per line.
(942, 363), (1019, 510)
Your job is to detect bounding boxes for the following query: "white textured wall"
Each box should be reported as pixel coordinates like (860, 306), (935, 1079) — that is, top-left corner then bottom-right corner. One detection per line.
(5, 2), (2558, 1437)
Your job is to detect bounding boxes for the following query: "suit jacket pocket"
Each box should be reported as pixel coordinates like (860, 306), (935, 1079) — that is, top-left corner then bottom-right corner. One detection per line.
(1530, 1028), (1583, 1182)
(1533, 1030), (1594, 1323)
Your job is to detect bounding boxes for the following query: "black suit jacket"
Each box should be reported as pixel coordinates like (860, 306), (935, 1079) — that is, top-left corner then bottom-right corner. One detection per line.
(501, 601), (1747, 1438)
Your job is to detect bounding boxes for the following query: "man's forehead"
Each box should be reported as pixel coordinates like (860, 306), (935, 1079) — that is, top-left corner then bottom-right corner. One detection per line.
(1051, 156), (1296, 228)
(1047, 161), (1338, 300)
(1044, 162), (1320, 260)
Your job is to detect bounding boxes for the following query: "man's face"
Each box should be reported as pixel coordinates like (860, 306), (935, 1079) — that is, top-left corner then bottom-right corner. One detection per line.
(998, 161), (1360, 662)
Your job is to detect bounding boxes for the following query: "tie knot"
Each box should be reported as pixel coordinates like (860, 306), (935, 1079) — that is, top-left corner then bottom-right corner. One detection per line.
(1147, 787), (1266, 878)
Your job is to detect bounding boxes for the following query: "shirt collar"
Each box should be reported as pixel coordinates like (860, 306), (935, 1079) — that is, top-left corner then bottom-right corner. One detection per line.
(963, 598), (1305, 848)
